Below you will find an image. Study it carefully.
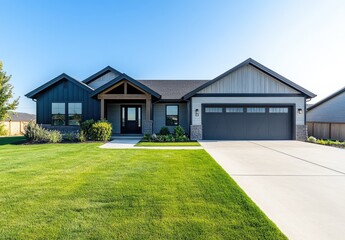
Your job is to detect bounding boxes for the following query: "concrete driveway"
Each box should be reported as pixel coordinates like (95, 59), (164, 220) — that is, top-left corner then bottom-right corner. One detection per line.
(199, 140), (345, 240)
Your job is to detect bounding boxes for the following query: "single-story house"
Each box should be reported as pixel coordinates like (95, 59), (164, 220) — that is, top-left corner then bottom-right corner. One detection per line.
(26, 58), (316, 140)
(2, 112), (36, 136)
(307, 86), (345, 140)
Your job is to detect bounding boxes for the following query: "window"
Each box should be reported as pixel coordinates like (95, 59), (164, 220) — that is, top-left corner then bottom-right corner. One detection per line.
(205, 107), (222, 113)
(68, 103), (82, 125)
(247, 107), (265, 113)
(226, 107), (243, 113)
(52, 103), (65, 126)
(166, 105), (179, 126)
(269, 107), (289, 113)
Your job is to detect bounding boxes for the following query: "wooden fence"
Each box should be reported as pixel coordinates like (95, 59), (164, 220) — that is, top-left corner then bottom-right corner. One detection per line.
(1, 121), (30, 136)
(307, 122), (345, 141)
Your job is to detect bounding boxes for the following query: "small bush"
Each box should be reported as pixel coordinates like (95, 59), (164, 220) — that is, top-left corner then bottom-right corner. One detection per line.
(63, 132), (76, 142)
(143, 133), (151, 142)
(80, 119), (94, 139)
(307, 136), (317, 143)
(174, 125), (185, 138)
(76, 130), (87, 142)
(176, 135), (189, 142)
(0, 123), (7, 136)
(49, 130), (63, 143)
(90, 120), (112, 141)
(159, 127), (170, 135)
(24, 121), (62, 143)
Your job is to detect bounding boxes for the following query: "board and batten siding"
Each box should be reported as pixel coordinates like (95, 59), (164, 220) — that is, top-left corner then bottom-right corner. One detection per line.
(307, 91), (345, 123)
(198, 65), (299, 94)
(153, 103), (188, 134)
(88, 71), (120, 89)
(191, 96), (305, 126)
(36, 79), (100, 124)
(107, 103), (146, 134)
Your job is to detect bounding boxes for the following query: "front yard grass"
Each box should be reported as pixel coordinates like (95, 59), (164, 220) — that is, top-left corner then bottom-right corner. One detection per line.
(135, 141), (200, 147)
(0, 136), (286, 239)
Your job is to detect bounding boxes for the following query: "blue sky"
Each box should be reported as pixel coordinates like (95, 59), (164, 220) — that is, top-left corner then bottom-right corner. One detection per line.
(1, 0), (344, 114)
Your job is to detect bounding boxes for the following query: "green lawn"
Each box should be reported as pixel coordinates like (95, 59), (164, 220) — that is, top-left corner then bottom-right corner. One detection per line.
(135, 141), (201, 147)
(0, 136), (286, 239)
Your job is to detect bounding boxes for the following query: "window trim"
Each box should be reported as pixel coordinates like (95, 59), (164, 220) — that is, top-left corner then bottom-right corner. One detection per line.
(165, 105), (179, 126)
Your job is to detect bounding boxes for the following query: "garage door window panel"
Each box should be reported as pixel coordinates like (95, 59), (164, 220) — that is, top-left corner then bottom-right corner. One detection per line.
(247, 107), (266, 113)
(226, 107), (244, 113)
(269, 107), (289, 113)
(205, 107), (223, 113)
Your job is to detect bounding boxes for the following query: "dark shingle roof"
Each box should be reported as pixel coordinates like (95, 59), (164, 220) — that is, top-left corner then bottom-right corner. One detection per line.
(138, 80), (209, 100)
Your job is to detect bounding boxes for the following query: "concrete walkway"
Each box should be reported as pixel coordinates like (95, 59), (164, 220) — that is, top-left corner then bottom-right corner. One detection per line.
(100, 138), (203, 149)
(200, 140), (345, 240)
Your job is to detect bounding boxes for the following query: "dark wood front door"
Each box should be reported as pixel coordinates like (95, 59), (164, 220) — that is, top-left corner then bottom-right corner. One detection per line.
(121, 106), (142, 134)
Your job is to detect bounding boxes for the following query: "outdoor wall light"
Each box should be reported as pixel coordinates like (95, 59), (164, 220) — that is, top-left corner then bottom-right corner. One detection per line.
(298, 108), (303, 114)
(195, 108), (199, 117)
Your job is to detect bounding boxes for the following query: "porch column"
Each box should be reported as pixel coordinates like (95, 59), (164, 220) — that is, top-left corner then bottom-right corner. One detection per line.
(101, 99), (105, 119)
(146, 97), (151, 120)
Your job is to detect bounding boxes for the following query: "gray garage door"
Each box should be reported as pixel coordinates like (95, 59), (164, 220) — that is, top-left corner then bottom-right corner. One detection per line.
(202, 106), (293, 140)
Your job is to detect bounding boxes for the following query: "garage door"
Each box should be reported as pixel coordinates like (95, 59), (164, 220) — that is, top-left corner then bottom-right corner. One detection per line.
(202, 106), (293, 140)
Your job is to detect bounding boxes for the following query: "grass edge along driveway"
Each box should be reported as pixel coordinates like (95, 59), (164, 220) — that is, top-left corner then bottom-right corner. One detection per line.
(0, 137), (286, 239)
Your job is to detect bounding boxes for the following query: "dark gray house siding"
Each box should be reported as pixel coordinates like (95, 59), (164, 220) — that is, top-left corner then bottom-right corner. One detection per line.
(153, 103), (188, 134)
(36, 79), (100, 124)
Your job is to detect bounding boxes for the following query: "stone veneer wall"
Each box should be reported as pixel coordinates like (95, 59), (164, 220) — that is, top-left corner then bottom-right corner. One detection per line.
(190, 125), (202, 140)
(142, 120), (153, 134)
(296, 125), (308, 141)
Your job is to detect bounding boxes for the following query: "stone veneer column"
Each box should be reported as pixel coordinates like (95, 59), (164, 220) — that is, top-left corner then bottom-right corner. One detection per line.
(142, 120), (153, 134)
(296, 125), (308, 141)
(190, 125), (202, 140)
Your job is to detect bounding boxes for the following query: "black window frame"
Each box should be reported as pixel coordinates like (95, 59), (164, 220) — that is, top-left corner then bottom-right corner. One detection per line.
(51, 102), (66, 126)
(68, 102), (82, 126)
(165, 105), (179, 126)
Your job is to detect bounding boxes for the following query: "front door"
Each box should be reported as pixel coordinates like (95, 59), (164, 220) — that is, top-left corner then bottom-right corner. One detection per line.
(121, 106), (142, 134)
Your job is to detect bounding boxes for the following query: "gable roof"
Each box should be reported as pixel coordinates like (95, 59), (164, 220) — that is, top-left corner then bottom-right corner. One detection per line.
(90, 74), (161, 98)
(6, 112), (36, 121)
(82, 66), (122, 84)
(138, 80), (208, 100)
(25, 73), (94, 99)
(182, 58), (317, 99)
(308, 86), (345, 111)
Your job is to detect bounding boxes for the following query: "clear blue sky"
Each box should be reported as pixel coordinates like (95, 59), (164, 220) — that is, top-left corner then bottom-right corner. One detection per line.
(1, 0), (344, 114)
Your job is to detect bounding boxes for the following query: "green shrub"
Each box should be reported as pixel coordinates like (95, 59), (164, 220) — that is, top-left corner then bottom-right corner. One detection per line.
(174, 125), (185, 138)
(24, 121), (62, 143)
(307, 136), (317, 143)
(90, 120), (112, 141)
(143, 133), (151, 142)
(176, 135), (189, 142)
(159, 127), (170, 135)
(80, 119), (94, 139)
(49, 130), (62, 143)
(0, 123), (7, 136)
(63, 132), (75, 142)
(76, 130), (87, 142)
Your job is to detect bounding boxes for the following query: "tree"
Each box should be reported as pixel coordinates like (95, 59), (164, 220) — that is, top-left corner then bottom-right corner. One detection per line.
(0, 61), (19, 135)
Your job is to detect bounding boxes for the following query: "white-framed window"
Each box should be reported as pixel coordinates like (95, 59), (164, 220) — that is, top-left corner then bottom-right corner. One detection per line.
(52, 103), (66, 126)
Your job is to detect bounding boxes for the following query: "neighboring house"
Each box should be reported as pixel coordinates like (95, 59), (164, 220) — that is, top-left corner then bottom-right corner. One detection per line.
(307, 87), (345, 140)
(25, 58), (316, 140)
(2, 112), (36, 136)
